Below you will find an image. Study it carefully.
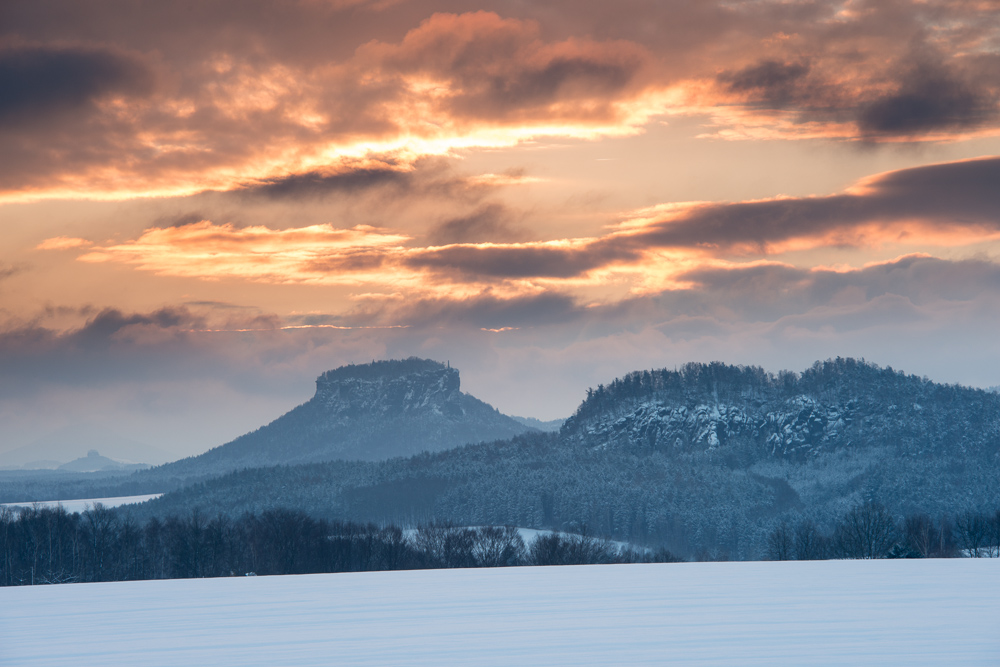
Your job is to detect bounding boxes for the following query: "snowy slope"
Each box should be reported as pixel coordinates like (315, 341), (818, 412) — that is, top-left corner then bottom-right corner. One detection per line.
(2, 559), (998, 666)
(1, 494), (162, 513)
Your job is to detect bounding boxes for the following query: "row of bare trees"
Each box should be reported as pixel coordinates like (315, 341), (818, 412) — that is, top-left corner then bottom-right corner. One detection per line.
(0, 505), (681, 587)
(767, 502), (1000, 560)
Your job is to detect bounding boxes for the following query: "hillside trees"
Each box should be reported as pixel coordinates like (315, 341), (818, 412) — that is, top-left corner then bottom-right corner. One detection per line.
(762, 503), (1000, 560)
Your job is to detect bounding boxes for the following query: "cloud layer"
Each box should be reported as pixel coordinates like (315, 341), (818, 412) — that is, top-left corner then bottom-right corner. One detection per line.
(5, 1), (1000, 200)
(42, 157), (1000, 298)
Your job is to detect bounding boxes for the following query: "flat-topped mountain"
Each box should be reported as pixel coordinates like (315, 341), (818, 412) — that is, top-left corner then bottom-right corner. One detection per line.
(161, 358), (533, 474)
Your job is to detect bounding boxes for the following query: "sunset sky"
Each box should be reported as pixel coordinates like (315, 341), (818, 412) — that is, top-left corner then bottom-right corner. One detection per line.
(4, 0), (1000, 458)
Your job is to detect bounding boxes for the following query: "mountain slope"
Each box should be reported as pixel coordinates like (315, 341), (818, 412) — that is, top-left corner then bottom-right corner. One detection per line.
(161, 358), (533, 474)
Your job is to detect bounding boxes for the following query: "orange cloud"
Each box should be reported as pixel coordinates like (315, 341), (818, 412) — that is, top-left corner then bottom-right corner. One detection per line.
(73, 221), (415, 286)
(5, 2), (1000, 203)
(1, 12), (667, 203)
(35, 237), (93, 250)
(35, 157), (1000, 303)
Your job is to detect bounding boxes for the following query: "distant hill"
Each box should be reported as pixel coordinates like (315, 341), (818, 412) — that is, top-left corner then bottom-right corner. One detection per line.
(133, 358), (1000, 559)
(58, 450), (149, 473)
(0, 424), (172, 470)
(157, 358), (534, 475)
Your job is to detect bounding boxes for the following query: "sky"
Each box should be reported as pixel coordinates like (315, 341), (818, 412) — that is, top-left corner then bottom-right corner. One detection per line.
(3, 0), (1000, 458)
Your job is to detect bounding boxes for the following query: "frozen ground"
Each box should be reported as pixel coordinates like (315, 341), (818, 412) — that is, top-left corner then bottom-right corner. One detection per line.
(1, 494), (163, 513)
(2, 559), (998, 666)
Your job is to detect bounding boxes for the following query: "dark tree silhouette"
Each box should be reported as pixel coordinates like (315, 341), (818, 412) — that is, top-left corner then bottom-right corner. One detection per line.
(834, 502), (897, 559)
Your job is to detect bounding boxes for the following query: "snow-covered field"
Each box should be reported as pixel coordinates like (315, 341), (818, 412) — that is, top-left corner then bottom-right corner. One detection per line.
(1, 494), (162, 513)
(2, 559), (998, 666)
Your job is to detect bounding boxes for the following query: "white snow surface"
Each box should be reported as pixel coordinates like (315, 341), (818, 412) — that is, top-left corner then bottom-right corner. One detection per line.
(2, 559), (998, 666)
(1, 494), (162, 513)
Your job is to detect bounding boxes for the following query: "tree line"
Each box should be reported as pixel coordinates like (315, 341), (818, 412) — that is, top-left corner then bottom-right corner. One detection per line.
(765, 502), (1000, 560)
(5, 500), (997, 586)
(0, 505), (680, 587)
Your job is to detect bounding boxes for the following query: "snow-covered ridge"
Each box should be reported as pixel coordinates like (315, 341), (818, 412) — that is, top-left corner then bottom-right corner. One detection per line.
(565, 359), (1000, 461)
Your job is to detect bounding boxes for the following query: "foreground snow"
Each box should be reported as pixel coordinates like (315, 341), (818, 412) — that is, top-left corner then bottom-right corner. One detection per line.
(1, 494), (163, 513)
(2, 559), (998, 666)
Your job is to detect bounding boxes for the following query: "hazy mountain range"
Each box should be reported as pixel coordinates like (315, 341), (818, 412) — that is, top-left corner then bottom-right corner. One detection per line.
(0, 424), (172, 470)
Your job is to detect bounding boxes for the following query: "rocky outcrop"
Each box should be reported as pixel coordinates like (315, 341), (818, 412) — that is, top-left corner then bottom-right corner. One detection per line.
(564, 358), (1000, 464)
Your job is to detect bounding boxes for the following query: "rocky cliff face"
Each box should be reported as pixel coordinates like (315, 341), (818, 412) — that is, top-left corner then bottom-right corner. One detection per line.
(164, 358), (533, 474)
(569, 396), (859, 459)
(563, 358), (1000, 464)
(313, 359), (465, 423)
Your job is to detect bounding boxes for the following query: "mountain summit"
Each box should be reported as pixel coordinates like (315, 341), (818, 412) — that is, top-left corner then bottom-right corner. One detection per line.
(164, 358), (532, 473)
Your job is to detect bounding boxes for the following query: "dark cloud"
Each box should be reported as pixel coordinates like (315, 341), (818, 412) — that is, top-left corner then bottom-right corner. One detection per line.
(858, 64), (996, 136)
(303, 253), (389, 273)
(67, 308), (194, 349)
(383, 157), (1000, 281)
(697, 1), (1000, 140)
(0, 44), (154, 127)
(0, 264), (23, 281)
(632, 156), (1000, 252)
(218, 156), (499, 210)
(0, 305), (287, 397)
(406, 239), (639, 278)
(427, 204), (522, 244)
(473, 54), (641, 113)
(242, 167), (411, 200)
(363, 291), (582, 330)
(672, 255), (1000, 323)
(718, 60), (811, 108)
(155, 212), (208, 228)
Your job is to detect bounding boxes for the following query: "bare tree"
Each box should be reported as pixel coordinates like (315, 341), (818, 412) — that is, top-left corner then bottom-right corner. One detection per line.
(834, 502), (897, 559)
(955, 512), (990, 558)
(413, 523), (476, 568)
(794, 520), (827, 560)
(766, 522), (793, 560)
(472, 526), (526, 567)
(903, 514), (936, 558)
